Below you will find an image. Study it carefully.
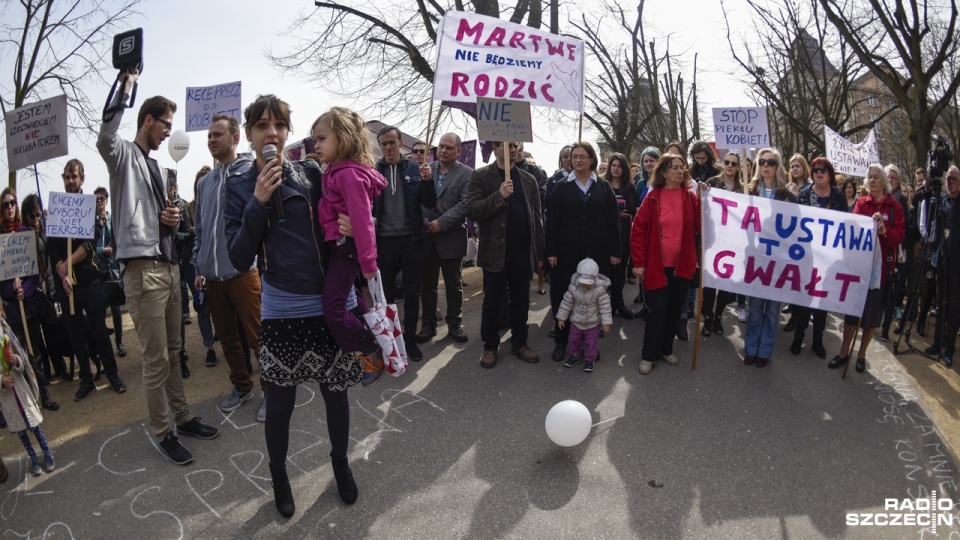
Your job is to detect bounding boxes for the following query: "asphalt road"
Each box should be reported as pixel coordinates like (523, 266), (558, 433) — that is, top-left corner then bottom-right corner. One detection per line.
(1, 272), (958, 539)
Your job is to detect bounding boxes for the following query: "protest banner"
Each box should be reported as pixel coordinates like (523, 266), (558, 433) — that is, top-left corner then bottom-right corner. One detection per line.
(0, 231), (38, 281)
(184, 81), (242, 132)
(4, 95), (69, 171)
(702, 189), (877, 317)
(824, 126), (879, 177)
(476, 98), (533, 142)
(46, 191), (95, 315)
(45, 192), (97, 240)
(712, 107), (770, 151)
(432, 11), (585, 113)
(0, 230), (38, 352)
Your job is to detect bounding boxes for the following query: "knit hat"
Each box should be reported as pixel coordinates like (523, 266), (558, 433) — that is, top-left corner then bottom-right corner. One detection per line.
(577, 257), (599, 285)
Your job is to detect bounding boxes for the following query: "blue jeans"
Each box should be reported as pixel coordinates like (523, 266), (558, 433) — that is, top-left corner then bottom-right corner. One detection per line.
(745, 296), (780, 359)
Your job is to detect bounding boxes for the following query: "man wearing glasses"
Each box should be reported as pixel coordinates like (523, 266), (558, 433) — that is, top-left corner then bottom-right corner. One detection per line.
(98, 69), (218, 466)
(373, 127), (437, 362)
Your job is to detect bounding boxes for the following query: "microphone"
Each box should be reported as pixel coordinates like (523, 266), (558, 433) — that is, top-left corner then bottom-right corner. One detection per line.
(262, 144), (285, 223)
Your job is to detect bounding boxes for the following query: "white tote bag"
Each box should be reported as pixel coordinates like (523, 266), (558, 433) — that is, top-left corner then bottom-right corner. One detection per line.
(362, 271), (408, 377)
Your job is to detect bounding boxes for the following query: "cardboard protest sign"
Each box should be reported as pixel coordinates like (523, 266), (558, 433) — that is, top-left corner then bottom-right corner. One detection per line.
(476, 98), (532, 142)
(824, 126), (879, 177)
(432, 12), (585, 112)
(185, 81), (242, 132)
(4, 95), (69, 171)
(0, 231), (38, 280)
(702, 189), (877, 317)
(712, 107), (770, 150)
(45, 192), (97, 240)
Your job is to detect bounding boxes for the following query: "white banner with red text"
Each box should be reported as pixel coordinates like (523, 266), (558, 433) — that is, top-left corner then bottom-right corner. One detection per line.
(702, 189), (878, 317)
(431, 11), (584, 112)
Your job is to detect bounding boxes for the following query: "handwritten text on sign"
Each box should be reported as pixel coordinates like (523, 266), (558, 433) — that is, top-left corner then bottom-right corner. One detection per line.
(185, 81), (242, 132)
(702, 189), (876, 317)
(432, 12), (585, 112)
(4, 94), (69, 171)
(712, 107), (770, 150)
(46, 192), (96, 240)
(824, 126), (879, 178)
(476, 98), (532, 142)
(0, 231), (38, 280)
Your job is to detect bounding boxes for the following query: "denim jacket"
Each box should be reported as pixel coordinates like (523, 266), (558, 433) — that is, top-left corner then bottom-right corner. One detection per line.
(225, 158), (326, 295)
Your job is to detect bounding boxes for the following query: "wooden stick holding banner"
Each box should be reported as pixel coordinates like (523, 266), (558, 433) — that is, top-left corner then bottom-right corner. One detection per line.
(0, 231), (39, 355)
(67, 237), (74, 314)
(45, 192), (97, 316)
(423, 99), (435, 166)
(692, 182), (705, 371)
(17, 298), (32, 356)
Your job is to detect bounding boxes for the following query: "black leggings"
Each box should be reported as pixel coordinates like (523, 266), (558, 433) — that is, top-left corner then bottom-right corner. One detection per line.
(264, 381), (351, 467)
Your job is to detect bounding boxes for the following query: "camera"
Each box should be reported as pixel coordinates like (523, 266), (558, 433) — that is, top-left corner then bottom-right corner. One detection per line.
(927, 135), (951, 181)
(112, 28), (143, 73)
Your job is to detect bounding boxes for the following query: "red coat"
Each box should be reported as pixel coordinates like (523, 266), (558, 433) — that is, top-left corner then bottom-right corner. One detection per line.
(630, 187), (701, 290)
(852, 194), (905, 285)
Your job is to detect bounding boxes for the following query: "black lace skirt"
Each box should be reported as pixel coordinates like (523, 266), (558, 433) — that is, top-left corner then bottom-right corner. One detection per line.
(258, 316), (362, 391)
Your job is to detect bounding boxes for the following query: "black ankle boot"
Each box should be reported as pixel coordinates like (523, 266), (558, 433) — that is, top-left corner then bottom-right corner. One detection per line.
(269, 463), (295, 518)
(331, 453), (358, 504)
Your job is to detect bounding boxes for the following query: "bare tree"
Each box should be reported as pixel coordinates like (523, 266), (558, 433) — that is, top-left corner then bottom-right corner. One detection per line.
(269, 0), (558, 130)
(817, 0), (960, 169)
(722, 0), (890, 159)
(0, 0), (141, 188)
(573, 0), (700, 161)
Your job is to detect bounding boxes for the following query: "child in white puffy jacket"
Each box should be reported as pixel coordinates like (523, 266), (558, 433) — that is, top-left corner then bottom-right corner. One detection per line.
(556, 258), (612, 372)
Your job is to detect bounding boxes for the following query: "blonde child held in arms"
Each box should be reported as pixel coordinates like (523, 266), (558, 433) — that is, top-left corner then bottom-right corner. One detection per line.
(556, 258), (613, 372)
(312, 107), (388, 387)
(0, 317), (55, 476)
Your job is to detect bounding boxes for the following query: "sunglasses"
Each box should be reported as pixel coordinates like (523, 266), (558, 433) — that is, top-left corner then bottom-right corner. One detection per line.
(411, 149), (426, 155)
(31, 213), (41, 219)
(723, 160), (740, 167)
(2, 200), (17, 210)
(811, 167), (829, 174)
(758, 159), (778, 167)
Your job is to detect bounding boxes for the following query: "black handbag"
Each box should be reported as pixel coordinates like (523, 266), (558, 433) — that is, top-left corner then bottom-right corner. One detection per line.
(102, 266), (126, 307)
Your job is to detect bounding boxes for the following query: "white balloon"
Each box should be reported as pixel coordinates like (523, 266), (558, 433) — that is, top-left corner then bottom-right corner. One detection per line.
(168, 130), (190, 162)
(544, 400), (592, 447)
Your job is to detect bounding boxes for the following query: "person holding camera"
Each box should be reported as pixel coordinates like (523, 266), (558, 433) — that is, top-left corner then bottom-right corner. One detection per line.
(922, 165), (960, 368)
(98, 69), (219, 466)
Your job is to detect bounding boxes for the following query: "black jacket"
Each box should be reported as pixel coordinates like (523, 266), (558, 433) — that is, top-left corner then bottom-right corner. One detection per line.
(373, 157), (437, 240)
(545, 177), (621, 268)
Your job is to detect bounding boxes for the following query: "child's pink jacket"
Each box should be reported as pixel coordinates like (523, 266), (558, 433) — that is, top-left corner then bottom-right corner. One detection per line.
(318, 160), (387, 274)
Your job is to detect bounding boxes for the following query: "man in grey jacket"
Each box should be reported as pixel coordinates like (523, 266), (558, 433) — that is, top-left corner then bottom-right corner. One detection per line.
(416, 133), (473, 345)
(98, 69), (218, 466)
(194, 114), (265, 421)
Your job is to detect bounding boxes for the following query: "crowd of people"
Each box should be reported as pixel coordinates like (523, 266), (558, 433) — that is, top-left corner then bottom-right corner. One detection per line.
(0, 64), (957, 514)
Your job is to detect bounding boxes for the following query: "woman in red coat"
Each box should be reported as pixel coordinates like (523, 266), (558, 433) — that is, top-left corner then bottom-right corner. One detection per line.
(828, 163), (905, 374)
(630, 153), (701, 375)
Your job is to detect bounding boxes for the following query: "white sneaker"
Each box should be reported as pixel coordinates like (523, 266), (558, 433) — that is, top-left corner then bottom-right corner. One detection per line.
(257, 396), (267, 423)
(662, 354), (679, 365)
(737, 308), (748, 322)
(638, 359), (653, 374)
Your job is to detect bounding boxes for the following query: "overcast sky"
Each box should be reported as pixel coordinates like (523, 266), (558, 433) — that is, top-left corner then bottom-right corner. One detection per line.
(2, 0), (754, 204)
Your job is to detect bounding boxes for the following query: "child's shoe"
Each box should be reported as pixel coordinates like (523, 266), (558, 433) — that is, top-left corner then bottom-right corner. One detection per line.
(43, 452), (55, 473)
(583, 361), (595, 373)
(29, 458), (41, 477)
(564, 355), (581, 368)
(360, 350), (385, 387)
